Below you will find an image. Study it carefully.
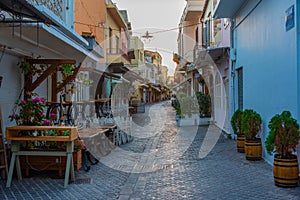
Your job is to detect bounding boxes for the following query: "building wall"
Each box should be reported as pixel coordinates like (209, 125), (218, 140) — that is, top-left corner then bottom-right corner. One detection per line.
(231, 0), (297, 164)
(161, 66), (168, 85)
(181, 21), (198, 62)
(74, 0), (106, 44)
(130, 36), (144, 66)
(0, 53), (23, 131)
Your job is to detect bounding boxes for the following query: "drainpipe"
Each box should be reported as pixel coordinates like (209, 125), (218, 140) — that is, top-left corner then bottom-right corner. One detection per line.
(296, 0), (300, 168)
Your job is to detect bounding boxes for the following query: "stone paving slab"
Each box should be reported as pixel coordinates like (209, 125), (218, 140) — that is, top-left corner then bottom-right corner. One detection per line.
(0, 101), (300, 199)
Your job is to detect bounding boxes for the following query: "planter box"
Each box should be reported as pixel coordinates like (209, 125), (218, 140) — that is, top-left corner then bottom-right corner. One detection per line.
(20, 149), (82, 177)
(6, 126), (78, 142)
(176, 116), (212, 127)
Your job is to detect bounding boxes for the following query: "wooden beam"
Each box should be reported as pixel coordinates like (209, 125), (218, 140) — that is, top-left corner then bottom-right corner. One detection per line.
(28, 64), (59, 91)
(26, 59), (76, 65)
(57, 64), (81, 92)
(52, 69), (58, 102)
(24, 73), (33, 100)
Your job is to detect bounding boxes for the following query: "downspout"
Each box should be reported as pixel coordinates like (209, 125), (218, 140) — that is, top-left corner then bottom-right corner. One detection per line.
(297, 0), (300, 122)
(296, 0), (300, 169)
(230, 19), (236, 112)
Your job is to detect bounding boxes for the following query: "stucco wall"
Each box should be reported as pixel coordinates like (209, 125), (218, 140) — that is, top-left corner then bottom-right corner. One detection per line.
(0, 53), (23, 133)
(233, 0), (297, 163)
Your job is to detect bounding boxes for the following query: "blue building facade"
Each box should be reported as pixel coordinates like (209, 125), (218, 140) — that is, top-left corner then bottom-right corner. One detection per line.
(214, 0), (300, 164)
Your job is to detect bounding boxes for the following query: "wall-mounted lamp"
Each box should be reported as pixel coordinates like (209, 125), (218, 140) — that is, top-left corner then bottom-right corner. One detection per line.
(98, 22), (105, 27)
(0, 76), (3, 88)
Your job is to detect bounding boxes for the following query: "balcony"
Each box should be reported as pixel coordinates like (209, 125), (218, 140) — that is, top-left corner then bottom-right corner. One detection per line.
(106, 48), (130, 64)
(182, 0), (205, 21)
(106, 2), (127, 28)
(26, 0), (64, 20)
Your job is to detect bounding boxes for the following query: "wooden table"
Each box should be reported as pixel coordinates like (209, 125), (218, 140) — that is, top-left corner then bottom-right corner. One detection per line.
(78, 125), (117, 156)
(5, 126), (78, 188)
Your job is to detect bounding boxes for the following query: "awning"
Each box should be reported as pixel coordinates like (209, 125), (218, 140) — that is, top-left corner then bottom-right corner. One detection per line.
(138, 84), (149, 88)
(107, 63), (128, 73)
(0, 23), (100, 62)
(207, 47), (229, 61)
(151, 86), (161, 92)
(80, 67), (121, 80)
(213, 0), (248, 18)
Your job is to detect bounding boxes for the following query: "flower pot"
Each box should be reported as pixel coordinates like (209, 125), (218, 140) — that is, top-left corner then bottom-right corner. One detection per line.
(236, 135), (245, 153)
(273, 154), (299, 187)
(245, 138), (262, 160)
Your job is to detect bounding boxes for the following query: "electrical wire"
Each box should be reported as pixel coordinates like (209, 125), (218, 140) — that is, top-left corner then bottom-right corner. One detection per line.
(79, 0), (97, 27)
(74, 21), (201, 36)
(149, 23), (201, 35)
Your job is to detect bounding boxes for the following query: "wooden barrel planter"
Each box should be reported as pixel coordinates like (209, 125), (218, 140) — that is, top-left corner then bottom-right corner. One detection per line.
(273, 155), (299, 187)
(245, 138), (262, 161)
(236, 135), (245, 153)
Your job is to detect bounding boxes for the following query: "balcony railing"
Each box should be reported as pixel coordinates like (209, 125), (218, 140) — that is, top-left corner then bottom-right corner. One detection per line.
(193, 44), (205, 62)
(106, 48), (124, 55)
(26, 0), (64, 20)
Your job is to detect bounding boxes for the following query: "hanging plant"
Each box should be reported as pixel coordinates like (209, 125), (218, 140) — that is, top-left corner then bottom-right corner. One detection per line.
(61, 64), (75, 76)
(18, 61), (31, 75)
(18, 61), (47, 76)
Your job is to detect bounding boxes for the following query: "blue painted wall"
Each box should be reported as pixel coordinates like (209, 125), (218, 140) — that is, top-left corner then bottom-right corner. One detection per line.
(232, 0), (298, 164)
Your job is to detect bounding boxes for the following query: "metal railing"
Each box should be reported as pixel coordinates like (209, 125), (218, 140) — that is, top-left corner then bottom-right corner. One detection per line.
(106, 48), (124, 55)
(26, 0), (64, 20)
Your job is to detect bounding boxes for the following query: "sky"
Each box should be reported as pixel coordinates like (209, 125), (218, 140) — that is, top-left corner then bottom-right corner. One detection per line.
(113, 0), (186, 75)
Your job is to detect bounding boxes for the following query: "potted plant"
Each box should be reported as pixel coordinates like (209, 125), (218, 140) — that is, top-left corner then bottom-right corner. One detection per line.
(241, 109), (262, 160)
(265, 111), (300, 187)
(231, 109), (245, 153)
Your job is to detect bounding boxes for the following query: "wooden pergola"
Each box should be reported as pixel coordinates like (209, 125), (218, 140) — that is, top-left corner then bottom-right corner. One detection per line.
(24, 59), (81, 101)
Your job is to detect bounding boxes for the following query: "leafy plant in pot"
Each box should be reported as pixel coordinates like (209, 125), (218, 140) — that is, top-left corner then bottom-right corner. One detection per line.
(265, 111), (300, 187)
(231, 109), (245, 153)
(241, 109), (262, 160)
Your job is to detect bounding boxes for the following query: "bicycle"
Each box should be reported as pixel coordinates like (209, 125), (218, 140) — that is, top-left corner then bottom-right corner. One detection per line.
(46, 95), (75, 126)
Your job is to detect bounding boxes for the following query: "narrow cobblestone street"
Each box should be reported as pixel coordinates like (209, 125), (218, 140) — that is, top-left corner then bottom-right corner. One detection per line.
(1, 102), (300, 199)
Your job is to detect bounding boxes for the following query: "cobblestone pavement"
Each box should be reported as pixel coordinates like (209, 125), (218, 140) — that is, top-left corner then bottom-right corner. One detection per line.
(1, 101), (300, 199)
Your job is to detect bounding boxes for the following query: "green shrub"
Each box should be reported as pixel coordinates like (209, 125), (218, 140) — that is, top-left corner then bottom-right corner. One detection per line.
(241, 109), (262, 139)
(265, 111), (300, 157)
(195, 92), (211, 118)
(231, 109), (244, 135)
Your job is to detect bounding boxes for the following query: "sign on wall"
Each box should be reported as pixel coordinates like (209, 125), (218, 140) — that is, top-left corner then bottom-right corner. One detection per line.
(285, 5), (295, 32)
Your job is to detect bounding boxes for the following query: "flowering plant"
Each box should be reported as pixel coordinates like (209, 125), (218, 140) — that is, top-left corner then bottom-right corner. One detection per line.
(9, 96), (49, 126)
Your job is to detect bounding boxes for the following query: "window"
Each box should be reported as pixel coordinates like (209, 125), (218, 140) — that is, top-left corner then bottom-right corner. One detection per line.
(215, 73), (221, 108)
(109, 28), (112, 53)
(204, 20), (211, 47)
(115, 36), (119, 53)
(237, 67), (243, 110)
(195, 27), (199, 44)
